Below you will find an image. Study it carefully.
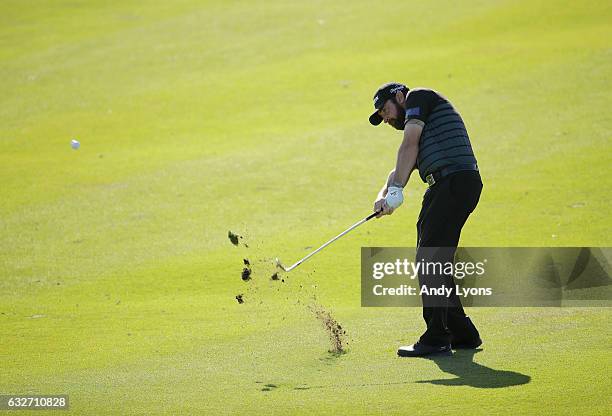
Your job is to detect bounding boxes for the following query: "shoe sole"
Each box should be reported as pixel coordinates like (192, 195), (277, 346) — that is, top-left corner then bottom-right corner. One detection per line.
(397, 349), (452, 358)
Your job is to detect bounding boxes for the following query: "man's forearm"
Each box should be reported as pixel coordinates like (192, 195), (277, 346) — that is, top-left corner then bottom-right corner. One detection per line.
(378, 169), (396, 199)
(390, 122), (422, 187)
(390, 142), (418, 187)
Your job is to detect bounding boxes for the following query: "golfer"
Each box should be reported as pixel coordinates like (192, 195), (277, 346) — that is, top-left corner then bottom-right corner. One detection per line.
(369, 82), (483, 357)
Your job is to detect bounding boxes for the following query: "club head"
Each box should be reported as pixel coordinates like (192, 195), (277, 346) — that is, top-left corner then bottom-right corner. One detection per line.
(274, 257), (288, 272)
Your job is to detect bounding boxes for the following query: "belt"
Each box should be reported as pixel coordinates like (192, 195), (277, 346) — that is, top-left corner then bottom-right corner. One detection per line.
(425, 164), (479, 187)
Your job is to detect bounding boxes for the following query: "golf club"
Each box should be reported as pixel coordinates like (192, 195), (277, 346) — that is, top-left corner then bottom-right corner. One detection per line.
(275, 210), (381, 272)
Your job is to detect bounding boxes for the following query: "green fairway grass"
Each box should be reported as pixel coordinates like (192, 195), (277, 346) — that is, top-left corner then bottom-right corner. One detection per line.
(1, 0), (611, 414)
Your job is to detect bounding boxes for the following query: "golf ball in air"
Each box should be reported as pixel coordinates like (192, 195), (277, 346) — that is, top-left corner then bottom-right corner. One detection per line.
(71, 139), (80, 150)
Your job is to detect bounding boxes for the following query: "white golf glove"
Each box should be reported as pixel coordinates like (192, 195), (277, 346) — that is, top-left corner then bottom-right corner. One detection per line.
(385, 186), (404, 209)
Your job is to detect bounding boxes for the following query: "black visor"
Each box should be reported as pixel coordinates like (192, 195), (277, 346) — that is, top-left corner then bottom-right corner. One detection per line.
(369, 110), (383, 125)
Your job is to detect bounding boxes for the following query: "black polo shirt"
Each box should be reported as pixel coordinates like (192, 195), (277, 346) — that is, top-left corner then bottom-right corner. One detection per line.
(404, 88), (478, 182)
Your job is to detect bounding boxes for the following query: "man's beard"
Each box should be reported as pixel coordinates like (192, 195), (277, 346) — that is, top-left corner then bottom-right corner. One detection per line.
(389, 100), (405, 130)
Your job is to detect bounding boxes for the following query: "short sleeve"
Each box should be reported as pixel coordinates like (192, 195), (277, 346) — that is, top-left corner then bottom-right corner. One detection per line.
(403, 89), (440, 125)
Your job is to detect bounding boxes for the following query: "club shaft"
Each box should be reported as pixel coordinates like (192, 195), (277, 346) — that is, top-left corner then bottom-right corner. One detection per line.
(284, 211), (378, 271)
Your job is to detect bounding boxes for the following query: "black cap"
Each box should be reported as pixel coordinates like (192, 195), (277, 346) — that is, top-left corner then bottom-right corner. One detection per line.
(368, 82), (408, 125)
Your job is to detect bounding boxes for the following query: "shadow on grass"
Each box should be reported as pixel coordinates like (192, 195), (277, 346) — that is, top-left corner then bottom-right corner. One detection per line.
(416, 349), (531, 388)
(270, 349), (529, 392)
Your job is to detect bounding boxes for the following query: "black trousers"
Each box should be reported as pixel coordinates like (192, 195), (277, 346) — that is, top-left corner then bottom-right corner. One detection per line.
(416, 170), (483, 346)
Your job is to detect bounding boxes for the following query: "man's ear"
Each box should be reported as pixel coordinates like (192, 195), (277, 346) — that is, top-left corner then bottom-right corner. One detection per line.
(395, 90), (405, 104)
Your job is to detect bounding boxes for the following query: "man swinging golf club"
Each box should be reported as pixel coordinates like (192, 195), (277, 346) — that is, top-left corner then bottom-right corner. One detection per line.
(370, 82), (483, 357)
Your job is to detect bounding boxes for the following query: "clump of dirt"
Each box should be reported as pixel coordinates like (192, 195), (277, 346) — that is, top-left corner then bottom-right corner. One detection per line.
(309, 303), (347, 353)
(270, 272), (279, 281)
(241, 267), (252, 281)
(235, 294), (244, 304)
(228, 231), (242, 246)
